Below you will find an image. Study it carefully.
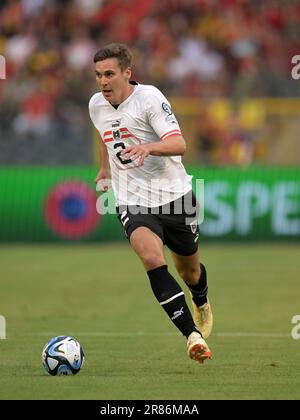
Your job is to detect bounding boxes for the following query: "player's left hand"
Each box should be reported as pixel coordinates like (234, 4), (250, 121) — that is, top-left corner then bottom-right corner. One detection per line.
(121, 145), (150, 166)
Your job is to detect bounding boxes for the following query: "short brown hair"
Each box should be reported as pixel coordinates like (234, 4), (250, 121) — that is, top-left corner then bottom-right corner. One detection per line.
(93, 43), (133, 71)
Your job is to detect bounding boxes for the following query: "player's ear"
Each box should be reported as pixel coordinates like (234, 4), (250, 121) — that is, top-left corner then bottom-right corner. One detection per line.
(124, 67), (132, 80)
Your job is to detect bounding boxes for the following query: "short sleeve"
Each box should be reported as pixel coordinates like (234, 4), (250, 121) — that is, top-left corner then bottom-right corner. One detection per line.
(146, 88), (182, 140)
(88, 94), (99, 127)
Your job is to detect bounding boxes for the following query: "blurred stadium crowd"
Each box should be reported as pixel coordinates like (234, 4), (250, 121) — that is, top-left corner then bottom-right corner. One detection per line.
(0, 0), (300, 164)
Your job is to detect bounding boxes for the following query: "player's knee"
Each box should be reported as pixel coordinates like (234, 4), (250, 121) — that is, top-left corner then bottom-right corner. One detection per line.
(142, 253), (165, 271)
(178, 266), (200, 285)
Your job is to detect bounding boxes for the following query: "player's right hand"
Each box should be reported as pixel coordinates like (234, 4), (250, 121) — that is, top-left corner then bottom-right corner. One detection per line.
(95, 168), (111, 192)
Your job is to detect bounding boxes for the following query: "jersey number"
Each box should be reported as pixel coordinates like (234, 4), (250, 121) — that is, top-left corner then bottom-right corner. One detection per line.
(114, 142), (132, 165)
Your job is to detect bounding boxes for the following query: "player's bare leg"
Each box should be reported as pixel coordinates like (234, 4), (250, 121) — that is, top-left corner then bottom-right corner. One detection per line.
(171, 250), (213, 339)
(129, 226), (165, 270)
(129, 227), (211, 363)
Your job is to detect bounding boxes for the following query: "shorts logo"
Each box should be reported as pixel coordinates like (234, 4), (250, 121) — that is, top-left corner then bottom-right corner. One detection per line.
(190, 221), (198, 234)
(162, 102), (173, 116)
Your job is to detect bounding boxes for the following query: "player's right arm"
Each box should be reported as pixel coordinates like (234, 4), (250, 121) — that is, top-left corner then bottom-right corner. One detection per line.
(89, 94), (111, 191)
(95, 137), (111, 192)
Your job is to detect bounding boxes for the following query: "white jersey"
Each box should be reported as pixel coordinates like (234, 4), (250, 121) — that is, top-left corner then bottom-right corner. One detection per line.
(89, 83), (192, 207)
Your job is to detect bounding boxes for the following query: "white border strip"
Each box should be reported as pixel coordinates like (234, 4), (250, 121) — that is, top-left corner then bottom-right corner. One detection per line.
(23, 331), (290, 338)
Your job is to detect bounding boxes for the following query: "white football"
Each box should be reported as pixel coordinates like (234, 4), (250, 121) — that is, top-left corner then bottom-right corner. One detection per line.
(42, 336), (85, 376)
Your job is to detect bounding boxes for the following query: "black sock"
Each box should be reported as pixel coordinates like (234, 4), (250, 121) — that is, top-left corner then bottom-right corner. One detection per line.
(185, 263), (208, 307)
(147, 265), (200, 338)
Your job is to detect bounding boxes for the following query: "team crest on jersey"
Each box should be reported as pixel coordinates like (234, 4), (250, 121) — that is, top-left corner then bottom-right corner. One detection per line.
(113, 130), (121, 140)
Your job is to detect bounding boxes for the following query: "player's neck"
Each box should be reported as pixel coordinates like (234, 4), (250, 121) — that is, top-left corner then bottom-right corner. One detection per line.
(112, 83), (135, 106)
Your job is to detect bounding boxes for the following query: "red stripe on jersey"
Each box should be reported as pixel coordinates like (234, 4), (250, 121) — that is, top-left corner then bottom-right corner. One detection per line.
(103, 130), (112, 136)
(119, 128), (128, 132)
(163, 132), (182, 141)
(121, 134), (132, 139)
(104, 137), (113, 143)
(161, 130), (181, 140)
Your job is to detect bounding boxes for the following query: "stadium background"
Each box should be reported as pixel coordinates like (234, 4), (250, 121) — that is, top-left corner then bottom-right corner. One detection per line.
(1, 0), (300, 242)
(0, 0), (300, 400)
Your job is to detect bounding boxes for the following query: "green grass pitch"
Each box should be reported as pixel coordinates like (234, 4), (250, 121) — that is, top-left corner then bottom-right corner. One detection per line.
(0, 243), (299, 400)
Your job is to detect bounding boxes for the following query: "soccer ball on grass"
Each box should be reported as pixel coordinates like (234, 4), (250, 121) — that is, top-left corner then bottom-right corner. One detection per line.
(42, 335), (85, 376)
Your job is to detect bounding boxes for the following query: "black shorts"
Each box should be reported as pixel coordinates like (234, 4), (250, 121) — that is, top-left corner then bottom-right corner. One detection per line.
(116, 190), (200, 256)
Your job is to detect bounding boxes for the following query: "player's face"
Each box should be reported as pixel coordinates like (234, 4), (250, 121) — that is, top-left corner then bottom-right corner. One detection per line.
(95, 58), (132, 105)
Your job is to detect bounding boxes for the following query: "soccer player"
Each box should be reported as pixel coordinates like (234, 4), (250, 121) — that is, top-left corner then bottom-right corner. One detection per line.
(89, 43), (213, 364)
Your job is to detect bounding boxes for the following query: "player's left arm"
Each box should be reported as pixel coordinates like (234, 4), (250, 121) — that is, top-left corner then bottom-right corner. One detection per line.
(148, 134), (186, 156)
